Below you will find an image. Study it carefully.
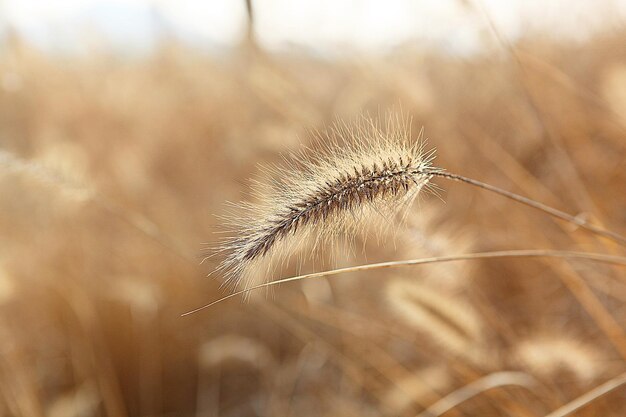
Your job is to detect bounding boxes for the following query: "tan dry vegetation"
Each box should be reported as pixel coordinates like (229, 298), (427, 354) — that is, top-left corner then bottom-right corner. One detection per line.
(1, 28), (626, 416)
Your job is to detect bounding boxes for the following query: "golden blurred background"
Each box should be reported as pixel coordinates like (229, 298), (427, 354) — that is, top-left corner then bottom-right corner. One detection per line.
(1, 1), (626, 416)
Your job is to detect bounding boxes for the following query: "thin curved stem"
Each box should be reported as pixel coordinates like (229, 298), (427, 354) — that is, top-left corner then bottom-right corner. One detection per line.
(181, 249), (626, 316)
(429, 171), (626, 248)
(544, 372), (626, 417)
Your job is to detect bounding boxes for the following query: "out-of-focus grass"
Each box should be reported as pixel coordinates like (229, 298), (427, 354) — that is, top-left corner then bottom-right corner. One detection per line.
(1, 28), (626, 416)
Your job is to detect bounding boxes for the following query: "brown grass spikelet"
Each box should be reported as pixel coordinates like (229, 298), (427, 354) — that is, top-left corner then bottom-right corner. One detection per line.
(213, 115), (440, 289)
(386, 279), (488, 364)
(512, 334), (605, 382)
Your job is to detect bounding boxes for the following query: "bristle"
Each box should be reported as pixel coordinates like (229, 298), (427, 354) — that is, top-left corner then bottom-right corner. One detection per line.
(214, 116), (439, 289)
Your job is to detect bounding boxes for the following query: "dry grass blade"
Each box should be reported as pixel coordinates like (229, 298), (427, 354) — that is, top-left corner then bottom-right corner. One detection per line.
(513, 335), (604, 382)
(416, 371), (538, 417)
(429, 172), (626, 247)
(182, 250), (626, 316)
(387, 280), (487, 363)
(544, 372), (626, 417)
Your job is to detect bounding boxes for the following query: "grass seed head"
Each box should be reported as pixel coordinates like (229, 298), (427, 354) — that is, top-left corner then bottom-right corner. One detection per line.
(213, 115), (440, 289)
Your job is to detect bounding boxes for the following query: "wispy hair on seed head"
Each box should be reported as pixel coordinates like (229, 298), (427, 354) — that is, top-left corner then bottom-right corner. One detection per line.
(211, 114), (440, 291)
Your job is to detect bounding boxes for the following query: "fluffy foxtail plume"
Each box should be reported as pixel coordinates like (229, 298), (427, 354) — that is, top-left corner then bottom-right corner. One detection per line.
(214, 116), (439, 289)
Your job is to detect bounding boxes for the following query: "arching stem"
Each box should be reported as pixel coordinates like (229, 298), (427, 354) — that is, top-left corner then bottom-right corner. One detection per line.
(429, 171), (626, 247)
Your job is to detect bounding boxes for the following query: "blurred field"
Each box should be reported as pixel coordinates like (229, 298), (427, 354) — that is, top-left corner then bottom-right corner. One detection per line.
(1, 23), (626, 417)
